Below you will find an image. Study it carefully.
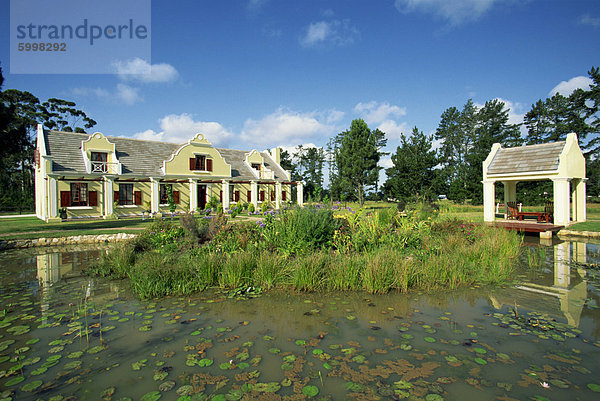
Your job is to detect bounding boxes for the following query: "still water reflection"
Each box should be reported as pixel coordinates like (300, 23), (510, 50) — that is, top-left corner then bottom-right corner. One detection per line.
(1, 240), (600, 400)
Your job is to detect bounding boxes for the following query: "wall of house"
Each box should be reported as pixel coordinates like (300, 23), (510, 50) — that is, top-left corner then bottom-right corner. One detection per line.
(112, 181), (152, 217)
(246, 150), (264, 166)
(82, 133), (117, 164)
(158, 182), (190, 214)
(163, 135), (231, 177)
(57, 180), (103, 218)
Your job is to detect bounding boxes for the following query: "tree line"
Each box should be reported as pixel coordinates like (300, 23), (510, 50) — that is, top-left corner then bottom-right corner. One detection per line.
(0, 66), (96, 212)
(285, 67), (600, 206)
(1, 66), (599, 212)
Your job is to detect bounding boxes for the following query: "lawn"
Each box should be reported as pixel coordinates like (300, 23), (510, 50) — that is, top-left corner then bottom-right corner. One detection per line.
(0, 216), (153, 240)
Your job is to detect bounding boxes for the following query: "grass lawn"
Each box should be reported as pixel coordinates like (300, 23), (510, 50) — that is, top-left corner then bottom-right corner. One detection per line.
(0, 216), (154, 240)
(566, 221), (600, 232)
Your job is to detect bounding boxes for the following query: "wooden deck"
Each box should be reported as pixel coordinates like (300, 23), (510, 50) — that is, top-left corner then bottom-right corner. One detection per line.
(491, 220), (564, 233)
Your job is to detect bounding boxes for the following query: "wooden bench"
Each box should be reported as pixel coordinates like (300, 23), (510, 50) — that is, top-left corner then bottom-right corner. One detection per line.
(506, 201), (553, 223)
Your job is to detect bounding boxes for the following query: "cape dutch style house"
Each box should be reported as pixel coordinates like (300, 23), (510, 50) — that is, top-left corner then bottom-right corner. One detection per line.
(34, 124), (303, 222)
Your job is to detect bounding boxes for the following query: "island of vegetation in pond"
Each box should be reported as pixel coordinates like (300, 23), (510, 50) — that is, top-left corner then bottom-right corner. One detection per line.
(87, 204), (522, 299)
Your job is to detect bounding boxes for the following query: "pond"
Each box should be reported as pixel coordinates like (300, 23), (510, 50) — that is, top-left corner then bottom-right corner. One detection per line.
(1, 239), (600, 401)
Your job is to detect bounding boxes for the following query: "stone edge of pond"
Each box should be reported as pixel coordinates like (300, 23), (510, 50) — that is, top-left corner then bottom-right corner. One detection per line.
(0, 233), (138, 250)
(558, 229), (600, 240)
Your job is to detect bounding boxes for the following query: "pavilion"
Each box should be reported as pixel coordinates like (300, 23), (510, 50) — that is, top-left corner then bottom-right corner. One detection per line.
(482, 133), (586, 227)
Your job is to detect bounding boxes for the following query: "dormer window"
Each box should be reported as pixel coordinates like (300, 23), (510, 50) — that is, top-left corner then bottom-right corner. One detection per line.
(91, 152), (108, 173)
(251, 163), (261, 171)
(190, 155), (213, 171)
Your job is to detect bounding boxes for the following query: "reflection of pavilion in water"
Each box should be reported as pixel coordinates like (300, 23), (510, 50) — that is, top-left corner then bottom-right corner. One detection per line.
(36, 249), (122, 306)
(489, 241), (588, 327)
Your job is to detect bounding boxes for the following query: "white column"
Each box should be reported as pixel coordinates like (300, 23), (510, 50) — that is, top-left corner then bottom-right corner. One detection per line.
(275, 182), (282, 209)
(189, 179), (197, 212)
(575, 178), (587, 223)
(552, 178), (571, 226)
(483, 180), (495, 222)
(150, 178), (160, 214)
(48, 177), (58, 219)
(503, 181), (517, 203)
(250, 181), (258, 209)
(554, 241), (571, 288)
(103, 177), (114, 217)
(222, 180), (230, 210)
(297, 182), (304, 207)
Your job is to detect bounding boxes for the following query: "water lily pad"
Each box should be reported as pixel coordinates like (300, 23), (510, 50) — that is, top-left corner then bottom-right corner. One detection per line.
(424, 337), (436, 343)
(302, 385), (319, 397)
(4, 376), (24, 386)
(6, 325), (30, 335)
(132, 359), (147, 370)
(64, 360), (82, 370)
(198, 358), (213, 367)
(425, 394), (444, 401)
(87, 345), (105, 354)
(352, 355), (366, 363)
(588, 383), (600, 392)
(312, 349), (323, 355)
(25, 338), (39, 345)
(31, 366), (48, 375)
(474, 358), (487, 365)
(219, 362), (232, 370)
(176, 385), (194, 396)
(141, 391), (162, 401)
(139, 325), (152, 332)
(445, 355), (458, 363)
(473, 347), (487, 354)
(295, 340), (306, 346)
(283, 355), (296, 363)
(20, 379), (42, 392)
(237, 362), (250, 370)
(158, 380), (175, 392)
(268, 348), (280, 354)
(0, 356), (9, 363)
(153, 371), (168, 381)
(68, 351), (83, 359)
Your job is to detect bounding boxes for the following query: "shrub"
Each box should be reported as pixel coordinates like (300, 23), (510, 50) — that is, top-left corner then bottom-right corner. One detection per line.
(261, 202), (269, 213)
(248, 203), (255, 214)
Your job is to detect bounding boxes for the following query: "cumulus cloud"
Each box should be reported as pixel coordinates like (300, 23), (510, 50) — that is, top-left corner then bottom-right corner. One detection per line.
(299, 19), (360, 47)
(579, 14), (600, 28)
(112, 58), (179, 83)
(377, 120), (410, 141)
(354, 101), (407, 125)
(549, 76), (593, 97)
(133, 113), (234, 146)
(241, 108), (337, 148)
(70, 84), (142, 105)
(394, 0), (501, 26)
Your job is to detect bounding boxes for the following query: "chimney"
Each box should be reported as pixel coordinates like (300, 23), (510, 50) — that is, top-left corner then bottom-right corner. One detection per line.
(271, 147), (281, 164)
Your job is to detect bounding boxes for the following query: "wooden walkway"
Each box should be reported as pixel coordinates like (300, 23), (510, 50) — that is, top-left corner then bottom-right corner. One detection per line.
(491, 220), (564, 234)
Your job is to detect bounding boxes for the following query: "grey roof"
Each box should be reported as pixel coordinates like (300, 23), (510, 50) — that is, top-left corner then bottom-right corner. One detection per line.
(44, 130), (287, 180)
(487, 141), (566, 175)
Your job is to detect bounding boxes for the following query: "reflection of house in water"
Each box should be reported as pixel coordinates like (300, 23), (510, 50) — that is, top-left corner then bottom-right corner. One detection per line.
(36, 249), (122, 305)
(489, 241), (588, 327)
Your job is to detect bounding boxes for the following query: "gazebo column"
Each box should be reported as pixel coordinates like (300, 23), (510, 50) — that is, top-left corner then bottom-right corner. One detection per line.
(250, 181), (258, 210)
(150, 178), (160, 215)
(297, 182), (304, 207)
(503, 181), (517, 203)
(275, 182), (282, 210)
(483, 180), (496, 222)
(552, 178), (571, 226)
(189, 179), (198, 212)
(572, 178), (587, 223)
(221, 180), (230, 210)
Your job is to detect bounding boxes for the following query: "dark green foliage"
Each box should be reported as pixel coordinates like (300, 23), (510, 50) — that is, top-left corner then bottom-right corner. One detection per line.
(384, 127), (437, 201)
(332, 119), (382, 205)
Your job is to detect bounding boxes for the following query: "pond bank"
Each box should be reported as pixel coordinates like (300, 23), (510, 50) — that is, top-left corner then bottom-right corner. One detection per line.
(0, 232), (137, 250)
(558, 229), (600, 240)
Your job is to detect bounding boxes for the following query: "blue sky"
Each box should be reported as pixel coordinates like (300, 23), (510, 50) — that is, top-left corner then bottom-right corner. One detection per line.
(1, 0), (600, 170)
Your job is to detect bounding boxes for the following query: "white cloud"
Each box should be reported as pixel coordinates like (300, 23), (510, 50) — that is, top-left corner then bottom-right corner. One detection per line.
(394, 0), (501, 25)
(377, 120), (410, 141)
(115, 84), (142, 105)
(133, 113), (234, 146)
(380, 156), (394, 169)
(299, 19), (359, 47)
(549, 76), (593, 97)
(241, 108), (337, 148)
(113, 58), (179, 83)
(326, 109), (345, 123)
(70, 84), (142, 105)
(579, 14), (600, 28)
(354, 101), (407, 125)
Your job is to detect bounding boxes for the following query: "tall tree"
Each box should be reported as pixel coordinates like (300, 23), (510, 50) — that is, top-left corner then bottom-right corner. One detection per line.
(466, 99), (521, 204)
(371, 128), (389, 199)
(384, 127), (437, 201)
(294, 145), (326, 200)
(335, 119), (380, 206)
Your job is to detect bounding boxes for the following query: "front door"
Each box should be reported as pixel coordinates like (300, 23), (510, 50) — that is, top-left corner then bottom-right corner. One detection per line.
(198, 185), (207, 209)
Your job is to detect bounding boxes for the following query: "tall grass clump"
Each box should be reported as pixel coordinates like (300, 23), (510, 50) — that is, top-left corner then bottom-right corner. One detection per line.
(87, 202), (523, 298)
(262, 206), (339, 255)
